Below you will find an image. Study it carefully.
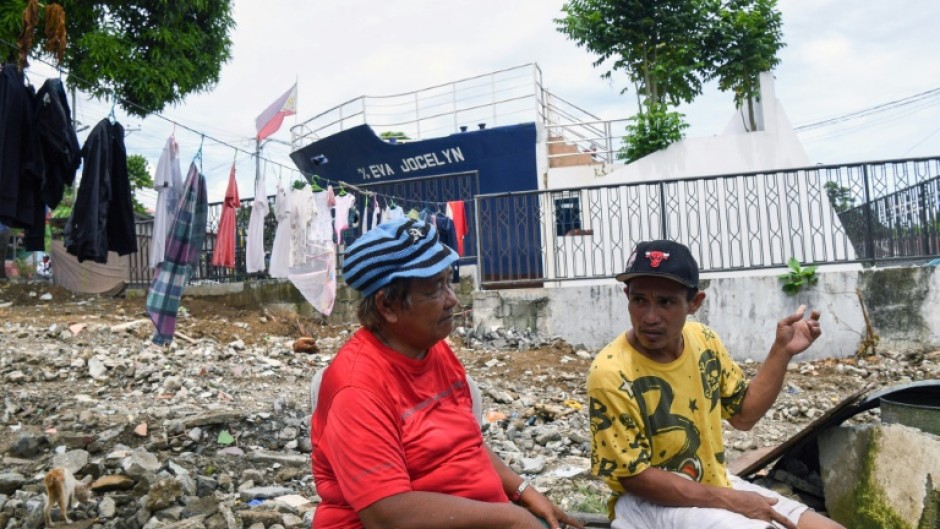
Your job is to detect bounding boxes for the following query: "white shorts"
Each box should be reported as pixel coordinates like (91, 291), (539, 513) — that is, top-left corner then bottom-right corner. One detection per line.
(610, 475), (809, 529)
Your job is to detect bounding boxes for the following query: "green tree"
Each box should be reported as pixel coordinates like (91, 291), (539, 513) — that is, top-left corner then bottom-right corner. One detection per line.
(556, 0), (785, 157)
(0, 1), (235, 117)
(705, 0), (785, 131)
(556, 0), (712, 109)
(824, 181), (856, 213)
(127, 154), (153, 214)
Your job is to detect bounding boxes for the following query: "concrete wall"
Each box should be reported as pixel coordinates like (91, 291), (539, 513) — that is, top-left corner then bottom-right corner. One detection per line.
(473, 266), (940, 360)
(133, 272), (479, 328)
(132, 265), (940, 361)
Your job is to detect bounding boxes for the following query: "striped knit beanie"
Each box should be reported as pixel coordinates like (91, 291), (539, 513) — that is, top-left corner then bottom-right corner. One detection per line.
(342, 218), (458, 297)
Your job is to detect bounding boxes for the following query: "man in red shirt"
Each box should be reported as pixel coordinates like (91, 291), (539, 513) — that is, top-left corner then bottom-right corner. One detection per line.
(311, 218), (582, 529)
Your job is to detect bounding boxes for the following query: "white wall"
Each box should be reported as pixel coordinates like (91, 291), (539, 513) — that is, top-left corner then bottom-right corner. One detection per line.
(576, 72), (811, 186)
(473, 266), (940, 361)
(533, 72), (855, 285)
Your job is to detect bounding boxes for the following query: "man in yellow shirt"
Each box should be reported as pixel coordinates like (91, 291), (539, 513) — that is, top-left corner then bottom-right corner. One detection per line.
(588, 240), (845, 529)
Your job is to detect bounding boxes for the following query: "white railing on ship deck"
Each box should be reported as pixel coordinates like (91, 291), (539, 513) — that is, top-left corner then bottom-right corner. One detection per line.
(289, 63), (626, 166)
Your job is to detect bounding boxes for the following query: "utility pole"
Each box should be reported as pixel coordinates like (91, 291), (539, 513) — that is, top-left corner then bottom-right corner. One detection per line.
(255, 137), (261, 190)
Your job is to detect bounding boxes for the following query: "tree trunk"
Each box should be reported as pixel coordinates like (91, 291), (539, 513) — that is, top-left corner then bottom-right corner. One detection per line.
(747, 97), (757, 132)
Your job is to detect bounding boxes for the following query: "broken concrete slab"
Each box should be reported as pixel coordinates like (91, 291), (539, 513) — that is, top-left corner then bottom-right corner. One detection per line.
(819, 423), (940, 528)
(247, 451), (308, 467)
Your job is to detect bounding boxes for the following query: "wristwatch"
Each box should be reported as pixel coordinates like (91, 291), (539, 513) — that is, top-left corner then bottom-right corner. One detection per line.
(509, 480), (530, 503)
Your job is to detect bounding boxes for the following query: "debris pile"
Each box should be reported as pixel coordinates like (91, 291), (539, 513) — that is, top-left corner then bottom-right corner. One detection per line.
(1, 284), (938, 528)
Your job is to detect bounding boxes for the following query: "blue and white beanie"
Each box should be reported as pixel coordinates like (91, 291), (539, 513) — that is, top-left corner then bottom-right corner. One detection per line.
(342, 218), (458, 297)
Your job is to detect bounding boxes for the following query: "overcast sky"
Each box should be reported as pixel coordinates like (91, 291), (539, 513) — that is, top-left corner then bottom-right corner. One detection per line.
(28, 0), (940, 205)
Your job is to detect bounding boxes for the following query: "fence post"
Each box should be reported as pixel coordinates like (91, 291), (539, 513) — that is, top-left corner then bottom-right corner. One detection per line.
(659, 181), (668, 237)
(474, 195), (484, 290)
(920, 181), (931, 255)
(862, 164), (876, 264)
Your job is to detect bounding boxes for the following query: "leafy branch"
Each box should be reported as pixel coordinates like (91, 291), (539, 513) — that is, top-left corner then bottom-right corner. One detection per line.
(778, 257), (817, 295)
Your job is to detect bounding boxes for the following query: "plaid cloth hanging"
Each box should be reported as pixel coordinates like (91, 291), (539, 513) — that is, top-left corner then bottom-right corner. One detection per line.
(146, 162), (207, 344)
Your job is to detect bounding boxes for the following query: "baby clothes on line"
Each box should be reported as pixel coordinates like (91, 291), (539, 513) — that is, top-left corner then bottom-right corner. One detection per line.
(268, 184), (291, 278)
(371, 197), (381, 229)
(308, 185), (335, 242)
(289, 185), (316, 267)
(385, 205), (404, 221)
(245, 170), (269, 274)
(332, 193), (356, 243)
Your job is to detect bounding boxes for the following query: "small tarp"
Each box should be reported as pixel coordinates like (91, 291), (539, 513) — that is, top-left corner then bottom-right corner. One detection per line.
(50, 239), (128, 295)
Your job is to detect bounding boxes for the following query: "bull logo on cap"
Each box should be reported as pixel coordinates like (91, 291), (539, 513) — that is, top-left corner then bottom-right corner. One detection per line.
(645, 251), (670, 268)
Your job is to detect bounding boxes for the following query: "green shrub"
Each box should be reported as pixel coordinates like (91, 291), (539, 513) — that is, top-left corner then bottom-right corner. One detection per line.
(617, 104), (689, 163)
(778, 257), (817, 295)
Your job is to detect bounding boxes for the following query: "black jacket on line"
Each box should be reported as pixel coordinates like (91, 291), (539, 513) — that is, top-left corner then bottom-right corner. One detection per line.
(22, 78), (82, 251)
(34, 78), (81, 210)
(64, 118), (137, 263)
(0, 64), (44, 233)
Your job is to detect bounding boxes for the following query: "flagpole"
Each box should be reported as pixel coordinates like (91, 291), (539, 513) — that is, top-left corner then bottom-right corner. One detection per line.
(255, 136), (261, 189)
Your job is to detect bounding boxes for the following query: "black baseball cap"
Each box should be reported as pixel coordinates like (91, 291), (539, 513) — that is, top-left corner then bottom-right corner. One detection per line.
(615, 240), (699, 289)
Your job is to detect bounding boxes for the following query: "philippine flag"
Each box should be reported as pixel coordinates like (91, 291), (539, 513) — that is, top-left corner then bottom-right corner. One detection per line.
(255, 83), (297, 141)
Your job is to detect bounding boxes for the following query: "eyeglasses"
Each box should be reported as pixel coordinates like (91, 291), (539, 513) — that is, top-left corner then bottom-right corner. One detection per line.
(415, 280), (455, 301)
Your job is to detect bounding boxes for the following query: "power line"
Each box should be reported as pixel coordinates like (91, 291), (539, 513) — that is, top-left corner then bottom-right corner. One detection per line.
(902, 125), (940, 156)
(8, 41), (498, 209)
(2, 38), (300, 174)
(794, 86), (940, 132)
(798, 96), (940, 144)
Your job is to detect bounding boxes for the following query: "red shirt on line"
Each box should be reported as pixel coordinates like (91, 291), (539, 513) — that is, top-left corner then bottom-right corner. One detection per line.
(311, 329), (508, 529)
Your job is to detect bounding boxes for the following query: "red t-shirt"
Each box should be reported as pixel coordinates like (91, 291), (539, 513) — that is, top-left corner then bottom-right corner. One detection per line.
(311, 329), (508, 529)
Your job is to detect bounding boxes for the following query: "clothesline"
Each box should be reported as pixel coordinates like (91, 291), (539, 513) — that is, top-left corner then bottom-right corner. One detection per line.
(9, 41), (469, 212)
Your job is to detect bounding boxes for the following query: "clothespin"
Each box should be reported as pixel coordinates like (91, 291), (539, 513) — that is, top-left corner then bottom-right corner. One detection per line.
(108, 99), (116, 123)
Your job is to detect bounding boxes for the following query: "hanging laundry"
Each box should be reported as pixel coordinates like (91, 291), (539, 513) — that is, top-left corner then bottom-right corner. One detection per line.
(64, 118), (137, 263)
(436, 213), (460, 282)
(418, 205), (436, 224)
(447, 200), (470, 256)
(211, 164), (240, 268)
(146, 163), (207, 345)
(34, 78), (81, 211)
(288, 242), (336, 317)
(360, 196), (370, 235)
(245, 169), (269, 274)
(340, 201), (361, 247)
(268, 184), (291, 278)
(371, 196), (381, 229)
(0, 64), (44, 240)
(285, 184), (337, 318)
(150, 136), (183, 268)
(289, 183), (316, 266)
(307, 184), (335, 242)
(333, 192), (356, 244)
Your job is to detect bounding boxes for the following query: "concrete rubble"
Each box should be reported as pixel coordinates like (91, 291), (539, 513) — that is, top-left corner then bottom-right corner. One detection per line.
(0, 284), (939, 528)
(819, 423), (940, 528)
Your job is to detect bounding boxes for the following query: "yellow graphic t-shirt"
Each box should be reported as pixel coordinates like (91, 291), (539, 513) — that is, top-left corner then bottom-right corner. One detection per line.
(587, 322), (748, 514)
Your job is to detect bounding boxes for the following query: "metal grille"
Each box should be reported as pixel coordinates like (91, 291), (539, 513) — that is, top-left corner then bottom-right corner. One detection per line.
(355, 170), (479, 262)
(129, 157), (940, 290)
(475, 156), (940, 288)
(129, 195), (278, 289)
